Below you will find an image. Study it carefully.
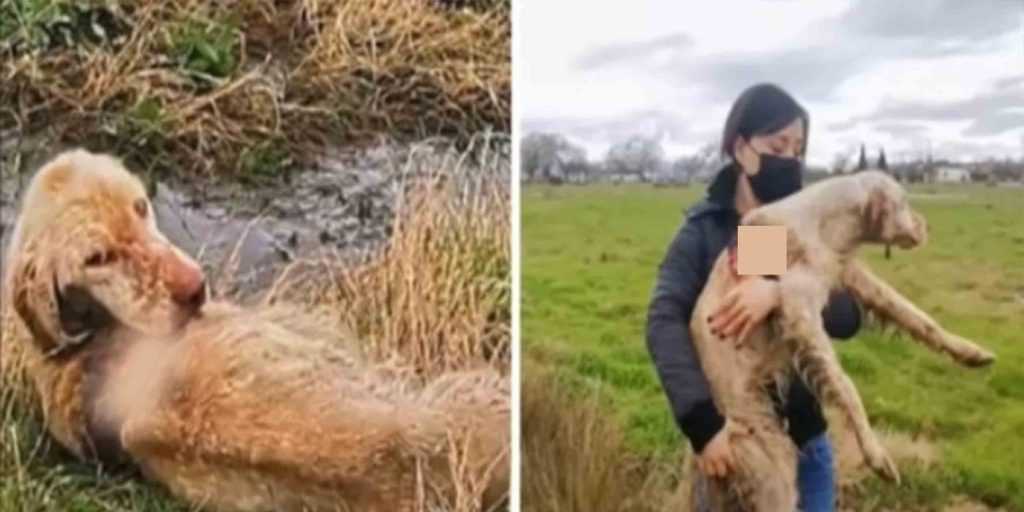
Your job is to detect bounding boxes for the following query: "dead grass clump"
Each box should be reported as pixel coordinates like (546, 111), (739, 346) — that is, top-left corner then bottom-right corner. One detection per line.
(0, 308), (36, 412)
(272, 154), (511, 377)
(0, 0), (510, 176)
(940, 496), (1006, 512)
(828, 407), (940, 491)
(522, 359), (688, 512)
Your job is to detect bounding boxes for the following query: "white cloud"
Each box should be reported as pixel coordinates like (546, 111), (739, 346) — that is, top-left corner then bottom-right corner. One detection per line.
(517, 0), (1024, 166)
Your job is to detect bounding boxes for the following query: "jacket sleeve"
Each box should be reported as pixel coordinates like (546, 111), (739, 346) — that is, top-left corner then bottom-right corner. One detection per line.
(645, 218), (724, 453)
(822, 289), (862, 340)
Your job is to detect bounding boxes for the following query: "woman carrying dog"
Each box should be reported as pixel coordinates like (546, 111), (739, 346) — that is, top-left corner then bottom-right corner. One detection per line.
(645, 83), (862, 511)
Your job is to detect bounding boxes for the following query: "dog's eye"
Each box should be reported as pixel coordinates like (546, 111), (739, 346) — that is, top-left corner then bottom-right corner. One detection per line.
(133, 198), (148, 219)
(84, 251), (117, 267)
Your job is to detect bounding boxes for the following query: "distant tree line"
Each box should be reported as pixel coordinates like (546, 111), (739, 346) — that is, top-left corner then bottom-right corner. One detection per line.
(834, 143), (1024, 184)
(521, 132), (831, 186)
(522, 132), (1024, 186)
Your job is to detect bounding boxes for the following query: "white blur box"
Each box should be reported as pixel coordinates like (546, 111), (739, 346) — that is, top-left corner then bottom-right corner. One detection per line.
(736, 225), (787, 276)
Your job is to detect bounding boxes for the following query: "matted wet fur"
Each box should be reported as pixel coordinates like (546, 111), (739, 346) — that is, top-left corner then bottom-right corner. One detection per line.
(2, 149), (509, 511)
(688, 170), (995, 511)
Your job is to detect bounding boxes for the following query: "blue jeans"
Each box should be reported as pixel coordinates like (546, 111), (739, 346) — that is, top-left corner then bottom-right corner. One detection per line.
(796, 433), (836, 512)
(691, 433), (835, 511)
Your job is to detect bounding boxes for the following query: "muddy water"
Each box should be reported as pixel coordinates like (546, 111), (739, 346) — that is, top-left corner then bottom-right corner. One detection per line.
(1, 136), (509, 297)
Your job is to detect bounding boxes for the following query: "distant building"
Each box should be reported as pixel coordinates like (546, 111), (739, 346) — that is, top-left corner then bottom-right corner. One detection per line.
(563, 164), (590, 184)
(605, 173), (643, 184)
(968, 163), (994, 183)
(928, 166), (971, 184)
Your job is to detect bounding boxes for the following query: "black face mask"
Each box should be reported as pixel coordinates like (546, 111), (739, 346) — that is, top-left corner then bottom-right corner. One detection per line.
(746, 153), (803, 203)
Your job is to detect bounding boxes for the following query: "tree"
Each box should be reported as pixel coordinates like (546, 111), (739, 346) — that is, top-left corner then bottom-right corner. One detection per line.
(604, 135), (665, 181)
(520, 132), (587, 183)
(667, 143), (723, 184)
(831, 152), (849, 174)
(694, 143), (725, 181)
(857, 143), (868, 172)
(877, 147), (888, 171)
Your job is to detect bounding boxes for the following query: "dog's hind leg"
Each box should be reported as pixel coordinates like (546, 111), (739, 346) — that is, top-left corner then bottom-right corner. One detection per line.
(120, 398), (425, 512)
(721, 417), (799, 512)
(843, 260), (995, 367)
(118, 364), (507, 511)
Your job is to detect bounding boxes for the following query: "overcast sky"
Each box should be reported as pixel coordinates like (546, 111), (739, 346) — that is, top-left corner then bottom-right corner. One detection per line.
(516, 0), (1024, 168)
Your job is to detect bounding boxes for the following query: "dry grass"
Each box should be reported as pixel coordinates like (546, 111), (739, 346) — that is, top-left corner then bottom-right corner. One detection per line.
(940, 497), (1007, 512)
(0, 142), (511, 510)
(266, 141), (511, 377)
(1, 0), (510, 176)
(831, 407), (941, 490)
(517, 367), (967, 512)
(333, 161), (510, 375)
(516, 364), (958, 512)
(521, 359), (690, 512)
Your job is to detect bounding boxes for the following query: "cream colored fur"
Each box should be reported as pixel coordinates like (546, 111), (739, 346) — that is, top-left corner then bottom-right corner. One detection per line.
(688, 171), (994, 511)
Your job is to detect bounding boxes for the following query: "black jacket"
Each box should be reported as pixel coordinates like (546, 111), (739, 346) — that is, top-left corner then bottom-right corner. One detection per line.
(645, 165), (862, 453)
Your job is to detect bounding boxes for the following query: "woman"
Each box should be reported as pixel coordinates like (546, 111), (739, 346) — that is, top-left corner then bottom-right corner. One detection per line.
(645, 83), (862, 511)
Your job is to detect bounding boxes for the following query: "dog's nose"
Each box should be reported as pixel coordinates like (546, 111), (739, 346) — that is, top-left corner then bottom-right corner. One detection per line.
(170, 268), (205, 309)
(173, 278), (206, 311)
(162, 247), (206, 310)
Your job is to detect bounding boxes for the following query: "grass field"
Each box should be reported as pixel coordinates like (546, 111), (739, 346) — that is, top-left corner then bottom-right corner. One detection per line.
(522, 181), (1024, 510)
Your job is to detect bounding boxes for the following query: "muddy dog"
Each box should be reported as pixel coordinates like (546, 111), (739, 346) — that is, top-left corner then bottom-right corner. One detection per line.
(2, 149), (509, 511)
(688, 170), (995, 511)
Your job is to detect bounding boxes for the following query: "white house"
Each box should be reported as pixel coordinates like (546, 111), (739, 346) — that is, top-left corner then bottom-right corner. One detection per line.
(929, 166), (971, 184)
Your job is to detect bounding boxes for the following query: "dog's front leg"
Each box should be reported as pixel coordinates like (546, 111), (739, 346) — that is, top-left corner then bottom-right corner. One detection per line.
(779, 271), (900, 484)
(842, 260), (995, 367)
(789, 338), (900, 484)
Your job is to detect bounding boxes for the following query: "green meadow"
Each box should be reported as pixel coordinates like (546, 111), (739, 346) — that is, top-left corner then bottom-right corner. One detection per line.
(522, 182), (1024, 510)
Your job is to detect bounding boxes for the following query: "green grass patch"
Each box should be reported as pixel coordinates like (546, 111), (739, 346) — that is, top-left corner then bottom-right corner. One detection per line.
(167, 15), (240, 82)
(0, 0), (71, 46)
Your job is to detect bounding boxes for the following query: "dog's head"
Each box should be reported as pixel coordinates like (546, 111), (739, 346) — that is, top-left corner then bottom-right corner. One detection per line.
(3, 149), (205, 357)
(857, 170), (928, 254)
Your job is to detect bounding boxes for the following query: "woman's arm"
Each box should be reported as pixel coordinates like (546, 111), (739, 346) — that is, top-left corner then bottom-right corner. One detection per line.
(645, 219), (724, 453)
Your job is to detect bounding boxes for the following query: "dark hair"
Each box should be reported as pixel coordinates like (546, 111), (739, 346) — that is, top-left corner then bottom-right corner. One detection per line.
(720, 83), (809, 159)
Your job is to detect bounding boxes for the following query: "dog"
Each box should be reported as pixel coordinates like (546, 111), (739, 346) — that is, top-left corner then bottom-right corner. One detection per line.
(2, 149), (509, 511)
(688, 170), (995, 510)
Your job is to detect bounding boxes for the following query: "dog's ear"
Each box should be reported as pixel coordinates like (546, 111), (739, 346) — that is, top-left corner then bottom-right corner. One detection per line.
(6, 250), (111, 358)
(7, 252), (62, 353)
(862, 186), (898, 258)
(863, 186), (890, 234)
(55, 282), (112, 355)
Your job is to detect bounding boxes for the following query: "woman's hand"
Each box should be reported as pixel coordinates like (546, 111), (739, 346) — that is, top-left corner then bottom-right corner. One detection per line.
(696, 429), (734, 478)
(708, 277), (780, 345)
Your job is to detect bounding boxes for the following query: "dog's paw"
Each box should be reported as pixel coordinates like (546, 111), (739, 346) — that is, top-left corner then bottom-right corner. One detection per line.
(952, 339), (996, 368)
(961, 348), (996, 368)
(864, 444), (900, 484)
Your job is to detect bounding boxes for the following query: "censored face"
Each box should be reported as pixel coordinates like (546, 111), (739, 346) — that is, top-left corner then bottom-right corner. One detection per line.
(6, 150), (206, 352)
